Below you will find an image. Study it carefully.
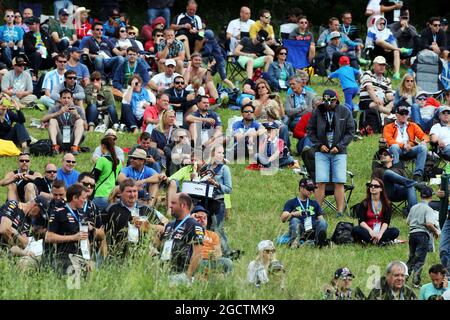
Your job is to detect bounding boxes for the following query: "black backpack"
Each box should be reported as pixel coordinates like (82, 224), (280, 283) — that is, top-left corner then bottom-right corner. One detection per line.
(29, 139), (52, 156)
(331, 221), (354, 245)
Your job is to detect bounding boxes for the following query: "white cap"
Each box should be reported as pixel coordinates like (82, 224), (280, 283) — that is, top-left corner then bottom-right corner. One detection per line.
(104, 128), (117, 137)
(373, 56), (387, 65)
(257, 240), (275, 252)
(329, 31), (341, 39)
(165, 59), (176, 66)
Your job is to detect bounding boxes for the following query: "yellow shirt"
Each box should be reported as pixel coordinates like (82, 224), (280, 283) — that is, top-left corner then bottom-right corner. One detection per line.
(249, 21), (275, 40)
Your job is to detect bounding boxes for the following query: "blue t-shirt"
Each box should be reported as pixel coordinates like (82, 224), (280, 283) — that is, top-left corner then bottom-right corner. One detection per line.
(191, 111), (222, 130)
(419, 283), (447, 300)
(0, 25), (24, 43)
(283, 197), (322, 225)
(232, 119), (261, 134)
(56, 168), (80, 188)
(328, 65), (360, 90)
(121, 165), (157, 188)
(66, 62), (89, 81)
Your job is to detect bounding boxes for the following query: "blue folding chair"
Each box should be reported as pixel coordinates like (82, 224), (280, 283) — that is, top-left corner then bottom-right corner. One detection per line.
(282, 39), (311, 70)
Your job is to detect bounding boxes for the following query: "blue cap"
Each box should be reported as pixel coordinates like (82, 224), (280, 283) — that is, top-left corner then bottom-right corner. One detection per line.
(58, 8), (69, 16)
(191, 205), (209, 215)
(69, 47), (83, 53)
(204, 29), (215, 40)
(263, 121), (279, 129)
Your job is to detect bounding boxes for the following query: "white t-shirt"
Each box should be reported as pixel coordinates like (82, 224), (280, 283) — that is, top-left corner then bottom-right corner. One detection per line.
(430, 123), (450, 147)
(226, 18), (255, 38)
(420, 106), (436, 121)
(150, 72), (180, 90)
(247, 260), (269, 286)
(366, 0), (381, 15)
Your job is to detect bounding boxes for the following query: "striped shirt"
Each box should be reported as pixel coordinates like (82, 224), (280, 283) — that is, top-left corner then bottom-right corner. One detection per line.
(42, 69), (65, 92)
(359, 70), (393, 103)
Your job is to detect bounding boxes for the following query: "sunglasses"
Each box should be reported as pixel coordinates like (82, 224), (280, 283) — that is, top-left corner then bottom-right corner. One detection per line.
(93, 78), (101, 81)
(405, 80), (414, 83)
(278, 52), (287, 55)
(380, 152), (391, 157)
(433, 24), (441, 27)
(417, 97), (427, 101)
(242, 110), (254, 113)
(6, 15), (14, 18)
(264, 249), (275, 253)
(398, 111), (409, 116)
(156, 35), (164, 38)
(95, 28), (103, 31)
(443, 111), (450, 115)
(299, 21), (308, 24)
(66, 76), (77, 80)
(175, 81), (185, 85)
(366, 183), (381, 189)
(82, 182), (95, 188)
(340, 277), (353, 281)
(257, 86), (267, 90)
(19, 159), (30, 163)
(379, 23), (386, 25)
(128, 32), (136, 36)
(323, 97), (337, 102)
(46, 170), (57, 174)
(120, 29), (126, 33)
(129, 157), (144, 161)
(263, 16), (271, 19)
(65, 160), (76, 164)
(15, 15), (21, 18)
(57, 60), (67, 63)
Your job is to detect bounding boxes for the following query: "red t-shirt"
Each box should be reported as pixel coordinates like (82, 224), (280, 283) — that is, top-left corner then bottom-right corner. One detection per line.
(366, 202), (383, 229)
(142, 105), (159, 132)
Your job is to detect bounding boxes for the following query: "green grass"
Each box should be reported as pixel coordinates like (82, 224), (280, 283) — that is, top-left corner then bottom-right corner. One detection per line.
(0, 76), (440, 300)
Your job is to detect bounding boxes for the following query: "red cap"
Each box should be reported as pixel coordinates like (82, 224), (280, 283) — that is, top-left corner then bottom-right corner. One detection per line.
(339, 56), (350, 66)
(425, 97), (441, 108)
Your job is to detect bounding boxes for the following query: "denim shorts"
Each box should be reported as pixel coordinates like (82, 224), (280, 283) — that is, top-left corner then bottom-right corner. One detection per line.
(314, 152), (347, 183)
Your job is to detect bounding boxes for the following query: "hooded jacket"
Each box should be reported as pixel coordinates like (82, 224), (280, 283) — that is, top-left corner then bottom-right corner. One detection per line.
(366, 16), (397, 48)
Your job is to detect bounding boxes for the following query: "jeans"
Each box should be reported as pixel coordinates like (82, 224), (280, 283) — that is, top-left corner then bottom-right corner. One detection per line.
(54, 0), (73, 20)
(440, 219), (450, 276)
(40, 95), (56, 109)
(86, 104), (119, 126)
(441, 144), (450, 159)
(93, 56), (124, 79)
(410, 103), (437, 132)
(147, 7), (171, 28)
(211, 59), (227, 81)
(279, 124), (290, 149)
(343, 87), (359, 112)
(407, 232), (429, 279)
(296, 136), (312, 154)
(121, 103), (141, 130)
(389, 144), (427, 176)
(199, 257), (233, 274)
(382, 169), (418, 210)
(208, 200), (231, 256)
(0, 123), (31, 146)
(352, 225), (400, 244)
(315, 152), (347, 183)
(93, 197), (109, 212)
(2, 46), (12, 68)
(289, 218), (328, 245)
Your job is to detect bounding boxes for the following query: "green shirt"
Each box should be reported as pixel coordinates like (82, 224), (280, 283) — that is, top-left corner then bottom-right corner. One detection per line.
(49, 19), (75, 40)
(94, 156), (122, 198)
(169, 165), (194, 185)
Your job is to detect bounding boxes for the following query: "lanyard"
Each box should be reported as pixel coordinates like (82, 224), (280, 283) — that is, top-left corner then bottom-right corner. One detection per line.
(342, 24), (351, 35)
(82, 201), (88, 216)
(371, 200), (381, 222)
(174, 89), (184, 98)
(66, 204), (81, 225)
(133, 167), (145, 181)
(171, 214), (190, 238)
(297, 197), (310, 213)
(4, 112), (10, 125)
(126, 62), (136, 75)
(44, 177), (52, 193)
(166, 126), (173, 144)
(62, 112), (71, 126)
(326, 112), (334, 127)
(432, 34), (437, 42)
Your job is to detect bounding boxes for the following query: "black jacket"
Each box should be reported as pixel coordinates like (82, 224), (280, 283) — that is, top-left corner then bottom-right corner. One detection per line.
(420, 28), (447, 52)
(0, 109), (26, 139)
(355, 199), (393, 226)
(306, 103), (355, 154)
(23, 29), (57, 57)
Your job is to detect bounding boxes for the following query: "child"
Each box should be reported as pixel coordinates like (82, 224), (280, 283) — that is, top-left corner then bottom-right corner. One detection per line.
(328, 56), (360, 112)
(406, 186), (441, 287)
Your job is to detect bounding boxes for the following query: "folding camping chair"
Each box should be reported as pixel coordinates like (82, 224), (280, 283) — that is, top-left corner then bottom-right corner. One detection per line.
(226, 53), (246, 83)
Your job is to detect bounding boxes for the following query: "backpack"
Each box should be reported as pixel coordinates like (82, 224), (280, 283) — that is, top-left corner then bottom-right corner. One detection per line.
(331, 221), (354, 245)
(29, 139), (53, 156)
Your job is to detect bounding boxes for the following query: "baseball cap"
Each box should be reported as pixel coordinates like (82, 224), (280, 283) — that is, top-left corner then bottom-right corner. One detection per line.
(268, 260), (285, 273)
(329, 31), (341, 40)
(441, 18), (448, 25)
(379, 147), (392, 157)
(395, 105), (409, 114)
(104, 128), (117, 137)
(34, 195), (50, 219)
(420, 186), (433, 198)
(373, 56), (387, 65)
(257, 240), (275, 252)
(12, 57), (27, 66)
(439, 105), (450, 114)
(263, 121), (279, 129)
(256, 29), (269, 42)
(322, 89), (339, 102)
(334, 267), (354, 279)
(68, 47), (83, 54)
(416, 90), (428, 99)
(58, 8), (69, 16)
(339, 56), (350, 66)
(191, 205), (210, 215)
(299, 178), (317, 190)
(24, 16), (40, 25)
(129, 148), (147, 160)
(165, 59), (176, 66)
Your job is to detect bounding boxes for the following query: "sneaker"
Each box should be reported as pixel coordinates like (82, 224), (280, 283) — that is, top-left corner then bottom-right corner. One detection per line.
(400, 47), (413, 56)
(119, 123), (126, 132)
(113, 123), (120, 131)
(71, 145), (81, 155)
(219, 93), (229, 108)
(336, 212), (343, 218)
(393, 72), (401, 80)
(358, 58), (369, 65)
(52, 144), (60, 156)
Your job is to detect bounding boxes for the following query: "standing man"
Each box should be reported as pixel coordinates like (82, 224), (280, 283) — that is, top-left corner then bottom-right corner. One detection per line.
(1, 57), (37, 108)
(56, 153), (80, 188)
(383, 105), (429, 182)
(249, 9), (276, 46)
(226, 6), (254, 54)
(157, 193), (204, 284)
(280, 178), (328, 248)
(307, 89), (355, 218)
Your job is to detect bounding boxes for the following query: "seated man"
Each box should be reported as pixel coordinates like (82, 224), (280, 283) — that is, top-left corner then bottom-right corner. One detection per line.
(234, 30), (274, 80)
(317, 17), (363, 53)
(164, 75), (198, 126)
(0, 96), (31, 151)
(372, 147), (419, 214)
(183, 53), (219, 102)
(430, 106), (450, 158)
(32, 163), (59, 200)
(127, 132), (162, 173)
(49, 8), (77, 53)
(82, 22), (124, 81)
(65, 47), (90, 87)
(42, 89), (86, 155)
(419, 264), (449, 300)
(359, 56), (395, 115)
(148, 59), (180, 92)
(325, 31), (359, 71)
(280, 178), (328, 248)
(340, 12), (360, 41)
(389, 9), (420, 57)
(186, 95), (223, 151)
(156, 28), (185, 74)
(40, 54), (67, 109)
(383, 105), (429, 181)
(0, 9), (25, 68)
(113, 47), (150, 93)
(142, 92), (170, 134)
(56, 153), (80, 188)
(420, 16), (449, 59)
(118, 148), (167, 206)
(226, 6), (254, 55)
(248, 9), (276, 46)
(0, 152), (41, 202)
(192, 205), (233, 275)
(1, 57), (37, 108)
(50, 70), (86, 108)
(285, 75), (315, 131)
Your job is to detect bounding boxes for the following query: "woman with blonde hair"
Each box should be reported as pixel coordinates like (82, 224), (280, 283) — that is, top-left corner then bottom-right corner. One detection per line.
(150, 109), (178, 168)
(247, 240), (284, 288)
(394, 73), (419, 110)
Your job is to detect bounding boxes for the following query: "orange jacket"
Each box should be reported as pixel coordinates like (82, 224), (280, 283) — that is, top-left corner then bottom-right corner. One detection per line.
(383, 121), (429, 148)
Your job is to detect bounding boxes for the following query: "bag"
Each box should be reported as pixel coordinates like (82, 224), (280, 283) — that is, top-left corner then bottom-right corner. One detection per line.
(359, 109), (382, 135)
(0, 139), (21, 156)
(423, 156), (443, 182)
(29, 139), (52, 156)
(331, 221), (354, 245)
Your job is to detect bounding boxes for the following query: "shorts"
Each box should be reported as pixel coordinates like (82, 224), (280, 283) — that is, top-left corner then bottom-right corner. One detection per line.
(314, 152), (347, 183)
(237, 56), (266, 69)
